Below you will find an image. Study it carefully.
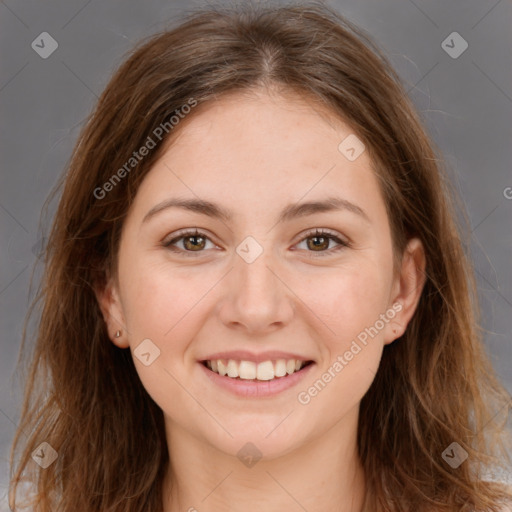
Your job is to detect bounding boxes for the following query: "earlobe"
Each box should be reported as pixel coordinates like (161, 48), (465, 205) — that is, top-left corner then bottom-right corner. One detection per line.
(383, 302), (405, 345)
(94, 278), (129, 349)
(384, 237), (427, 345)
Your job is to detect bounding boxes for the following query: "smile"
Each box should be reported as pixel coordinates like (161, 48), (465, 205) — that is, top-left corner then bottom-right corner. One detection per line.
(199, 358), (315, 398)
(202, 358), (312, 380)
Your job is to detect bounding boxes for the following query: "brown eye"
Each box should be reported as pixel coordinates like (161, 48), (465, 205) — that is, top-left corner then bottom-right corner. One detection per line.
(163, 229), (215, 255)
(163, 228), (349, 258)
(306, 234), (330, 251)
(182, 234), (206, 251)
(295, 229), (349, 256)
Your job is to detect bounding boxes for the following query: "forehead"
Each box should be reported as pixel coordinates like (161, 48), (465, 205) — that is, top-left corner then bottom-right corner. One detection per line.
(168, 88), (356, 157)
(128, 88), (385, 226)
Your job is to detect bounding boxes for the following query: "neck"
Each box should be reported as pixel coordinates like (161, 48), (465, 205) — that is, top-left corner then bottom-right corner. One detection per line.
(162, 406), (366, 512)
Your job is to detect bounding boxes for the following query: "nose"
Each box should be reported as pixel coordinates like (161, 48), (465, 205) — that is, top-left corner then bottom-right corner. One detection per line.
(217, 242), (294, 335)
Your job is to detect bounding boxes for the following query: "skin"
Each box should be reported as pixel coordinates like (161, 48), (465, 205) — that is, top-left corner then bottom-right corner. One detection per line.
(96, 88), (426, 512)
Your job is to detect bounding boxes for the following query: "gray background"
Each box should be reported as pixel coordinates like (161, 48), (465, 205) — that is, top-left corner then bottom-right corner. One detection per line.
(1, 0), (511, 508)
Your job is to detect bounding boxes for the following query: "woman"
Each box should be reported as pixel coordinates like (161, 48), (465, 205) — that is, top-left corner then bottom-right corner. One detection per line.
(9, 3), (512, 511)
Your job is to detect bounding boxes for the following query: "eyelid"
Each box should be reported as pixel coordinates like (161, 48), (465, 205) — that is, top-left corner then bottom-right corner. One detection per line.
(162, 228), (218, 252)
(297, 228), (350, 246)
(293, 228), (350, 257)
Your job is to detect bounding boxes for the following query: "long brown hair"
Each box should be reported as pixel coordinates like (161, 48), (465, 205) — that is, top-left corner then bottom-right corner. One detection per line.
(9, 2), (512, 510)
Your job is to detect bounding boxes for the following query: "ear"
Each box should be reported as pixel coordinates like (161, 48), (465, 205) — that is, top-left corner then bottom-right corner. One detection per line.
(383, 237), (427, 345)
(94, 273), (129, 349)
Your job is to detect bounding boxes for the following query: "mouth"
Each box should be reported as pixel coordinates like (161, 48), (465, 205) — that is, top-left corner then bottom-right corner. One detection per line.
(200, 358), (314, 381)
(199, 357), (315, 398)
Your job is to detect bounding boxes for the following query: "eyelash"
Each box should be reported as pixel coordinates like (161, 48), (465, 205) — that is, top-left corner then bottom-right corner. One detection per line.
(162, 228), (350, 258)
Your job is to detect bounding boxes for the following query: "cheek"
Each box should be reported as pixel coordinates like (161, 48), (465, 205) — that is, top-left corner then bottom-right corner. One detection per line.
(303, 260), (392, 340)
(119, 251), (200, 331)
(118, 261), (210, 419)
(294, 265), (390, 418)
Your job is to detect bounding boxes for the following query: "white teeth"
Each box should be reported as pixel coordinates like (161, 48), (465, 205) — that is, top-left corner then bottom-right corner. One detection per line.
(227, 359), (238, 378)
(205, 358), (309, 380)
(238, 361), (256, 380)
(274, 359), (287, 377)
(217, 360), (228, 376)
(256, 361), (274, 381)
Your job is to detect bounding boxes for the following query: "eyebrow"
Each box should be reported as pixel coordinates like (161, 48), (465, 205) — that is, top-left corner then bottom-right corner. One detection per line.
(142, 196), (370, 225)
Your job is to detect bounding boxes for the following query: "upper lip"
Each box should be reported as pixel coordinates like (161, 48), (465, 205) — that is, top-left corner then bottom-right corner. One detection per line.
(200, 350), (314, 364)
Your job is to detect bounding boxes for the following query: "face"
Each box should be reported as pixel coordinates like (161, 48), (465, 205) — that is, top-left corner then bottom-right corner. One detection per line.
(97, 88), (425, 460)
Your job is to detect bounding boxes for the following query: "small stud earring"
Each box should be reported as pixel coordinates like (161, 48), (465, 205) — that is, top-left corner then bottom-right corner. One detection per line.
(115, 330), (121, 338)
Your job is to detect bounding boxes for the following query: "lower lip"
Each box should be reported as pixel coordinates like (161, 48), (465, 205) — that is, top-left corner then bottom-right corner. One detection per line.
(198, 361), (315, 398)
